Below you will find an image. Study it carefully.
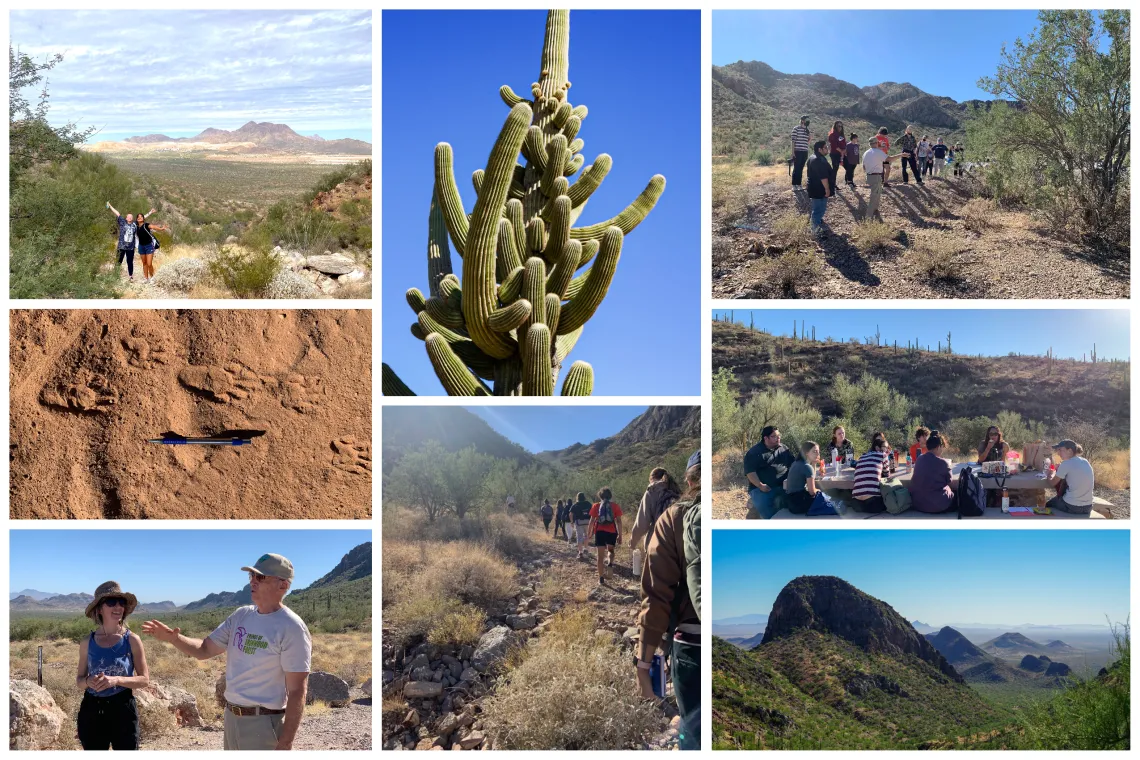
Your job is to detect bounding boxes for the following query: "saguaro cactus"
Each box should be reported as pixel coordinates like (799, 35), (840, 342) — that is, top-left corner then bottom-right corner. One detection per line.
(383, 10), (666, 396)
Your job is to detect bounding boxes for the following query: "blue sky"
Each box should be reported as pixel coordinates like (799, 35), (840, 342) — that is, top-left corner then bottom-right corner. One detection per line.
(11, 10), (372, 143)
(715, 10), (1086, 102)
(382, 11), (700, 396)
(714, 309), (1130, 362)
(10, 530), (371, 605)
(713, 530), (1130, 627)
(470, 406), (649, 453)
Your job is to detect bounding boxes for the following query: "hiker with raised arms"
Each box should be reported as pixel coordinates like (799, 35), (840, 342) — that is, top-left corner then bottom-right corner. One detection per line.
(141, 553), (312, 751)
(637, 451), (701, 750)
(569, 492), (593, 559)
(75, 581), (151, 751)
(587, 487), (623, 585)
(106, 202), (138, 282)
(134, 210), (166, 284)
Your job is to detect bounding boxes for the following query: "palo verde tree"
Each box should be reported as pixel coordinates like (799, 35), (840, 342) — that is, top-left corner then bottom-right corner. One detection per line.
(9, 47), (94, 186)
(383, 10), (665, 396)
(973, 10), (1130, 242)
(387, 441), (451, 522)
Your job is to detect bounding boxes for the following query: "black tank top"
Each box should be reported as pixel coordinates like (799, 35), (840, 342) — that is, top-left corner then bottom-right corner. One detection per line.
(137, 223), (154, 246)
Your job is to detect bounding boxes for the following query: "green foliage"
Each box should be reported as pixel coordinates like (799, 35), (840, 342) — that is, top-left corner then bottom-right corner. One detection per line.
(205, 244), (282, 297)
(440, 446), (496, 518)
(712, 368), (741, 454)
(751, 148), (774, 166)
(994, 410), (1049, 449)
(943, 416), (1000, 456)
(9, 46), (95, 185)
(973, 10), (1130, 245)
(831, 372), (912, 443)
(388, 441), (451, 522)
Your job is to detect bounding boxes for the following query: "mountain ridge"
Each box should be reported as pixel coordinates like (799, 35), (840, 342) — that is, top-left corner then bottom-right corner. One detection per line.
(108, 121), (371, 155)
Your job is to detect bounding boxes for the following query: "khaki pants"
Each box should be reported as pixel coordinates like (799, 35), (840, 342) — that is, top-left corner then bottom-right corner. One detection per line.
(866, 174), (883, 220)
(224, 709), (284, 750)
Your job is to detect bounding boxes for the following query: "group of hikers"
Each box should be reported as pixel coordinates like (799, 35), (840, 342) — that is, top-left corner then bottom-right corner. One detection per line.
(744, 423), (1097, 517)
(791, 116), (967, 238)
(107, 202), (167, 284)
(524, 452), (703, 751)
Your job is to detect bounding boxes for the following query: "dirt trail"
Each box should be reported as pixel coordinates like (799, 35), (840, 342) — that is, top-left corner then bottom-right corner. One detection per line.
(139, 693), (372, 750)
(712, 173), (1128, 299)
(10, 310), (371, 519)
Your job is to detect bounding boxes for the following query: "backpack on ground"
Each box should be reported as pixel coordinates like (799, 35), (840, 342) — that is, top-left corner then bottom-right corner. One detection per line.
(956, 467), (986, 518)
(597, 499), (615, 525)
(880, 479), (912, 515)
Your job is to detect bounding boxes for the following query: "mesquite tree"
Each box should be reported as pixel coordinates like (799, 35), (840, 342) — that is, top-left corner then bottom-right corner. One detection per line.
(383, 10), (665, 396)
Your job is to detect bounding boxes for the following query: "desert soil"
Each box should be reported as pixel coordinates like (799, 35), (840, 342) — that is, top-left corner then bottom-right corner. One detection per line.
(712, 168), (1129, 299)
(138, 691), (372, 751)
(10, 309), (371, 519)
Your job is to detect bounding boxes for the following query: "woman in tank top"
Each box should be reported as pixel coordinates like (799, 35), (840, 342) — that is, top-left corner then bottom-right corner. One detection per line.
(76, 581), (150, 750)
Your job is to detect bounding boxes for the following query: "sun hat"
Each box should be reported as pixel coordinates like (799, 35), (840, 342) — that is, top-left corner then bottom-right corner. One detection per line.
(84, 581), (138, 620)
(241, 553), (294, 581)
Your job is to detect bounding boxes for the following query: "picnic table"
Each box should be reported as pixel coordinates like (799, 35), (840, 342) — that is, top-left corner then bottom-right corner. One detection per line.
(768, 462), (1108, 520)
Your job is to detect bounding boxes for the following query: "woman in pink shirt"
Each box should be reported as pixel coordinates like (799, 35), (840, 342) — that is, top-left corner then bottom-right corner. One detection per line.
(827, 121), (846, 197)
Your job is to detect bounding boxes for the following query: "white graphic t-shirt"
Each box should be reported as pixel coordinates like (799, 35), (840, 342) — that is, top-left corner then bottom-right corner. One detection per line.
(209, 605), (312, 709)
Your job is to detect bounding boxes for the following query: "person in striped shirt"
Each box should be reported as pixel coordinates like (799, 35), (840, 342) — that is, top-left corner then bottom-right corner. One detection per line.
(790, 116), (811, 187)
(852, 432), (891, 513)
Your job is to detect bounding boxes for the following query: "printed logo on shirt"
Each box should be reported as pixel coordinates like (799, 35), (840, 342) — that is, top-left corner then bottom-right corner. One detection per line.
(236, 632), (269, 655)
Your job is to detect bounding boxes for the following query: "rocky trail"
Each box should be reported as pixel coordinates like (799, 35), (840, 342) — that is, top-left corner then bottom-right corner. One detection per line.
(382, 522), (682, 751)
(712, 169), (1128, 299)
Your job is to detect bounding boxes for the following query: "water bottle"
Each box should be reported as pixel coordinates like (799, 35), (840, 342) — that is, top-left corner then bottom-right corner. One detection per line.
(632, 548), (643, 577)
(1001, 488), (1010, 513)
(649, 653), (667, 698)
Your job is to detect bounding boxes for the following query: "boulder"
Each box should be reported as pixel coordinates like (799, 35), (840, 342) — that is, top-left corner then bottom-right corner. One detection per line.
(215, 674), (227, 707)
(457, 731), (485, 750)
(594, 629), (618, 644)
(472, 626), (515, 672)
(404, 681), (443, 699)
(404, 709), (420, 728)
(506, 614), (537, 631)
(362, 677), (373, 697)
(306, 253), (356, 275)
(341, 268), (368, 283)
(307, 671), (351, 707)
(459, 668), (479, 683)
(136, 682), (203, 727)
(225, 235), (239, 244)
(409, 654), (430, 671)
(319, 276), (340, 295)
(436, 712), (460, 737)
(9, 680), (65, 750)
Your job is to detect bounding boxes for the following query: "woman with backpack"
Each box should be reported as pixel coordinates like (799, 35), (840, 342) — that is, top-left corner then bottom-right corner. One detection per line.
(588, 487), (623, 585)
(630, 468), (681, 557)
(569, 493), (593, 558)
(842, 134), (860, 189)
(540, 499), (554, 534)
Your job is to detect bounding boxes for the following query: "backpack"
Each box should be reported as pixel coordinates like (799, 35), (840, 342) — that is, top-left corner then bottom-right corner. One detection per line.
(597, 499), (616, 525)
(956, 467), (986, 518)
(845, 143), (860, 166)
(880, 479), (912, 515)
(540, 503), (553, 518)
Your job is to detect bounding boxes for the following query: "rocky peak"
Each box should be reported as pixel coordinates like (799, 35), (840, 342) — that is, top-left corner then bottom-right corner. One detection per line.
(762, 576), (962, 682)
(614, 406), (701, 446)
(924, 626), (986, 664)
(1019, 654), (1051, 672)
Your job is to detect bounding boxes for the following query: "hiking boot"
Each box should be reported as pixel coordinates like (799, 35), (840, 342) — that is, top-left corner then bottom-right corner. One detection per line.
(598, 577), (606, 587)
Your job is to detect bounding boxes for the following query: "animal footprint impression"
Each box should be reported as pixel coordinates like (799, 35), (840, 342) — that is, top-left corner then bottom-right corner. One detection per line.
(40, 371), (117, 414)
(178, 363), (263, 403)
(280, 374), (323, 414)
(331, 438), (371, 476)
(122, 337), (170, 369)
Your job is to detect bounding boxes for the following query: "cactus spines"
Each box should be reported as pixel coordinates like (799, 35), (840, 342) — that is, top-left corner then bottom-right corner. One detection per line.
(391, 10), (664, 395)
(382, 363), (416, 396)
(561, 361), (594, 396)
(522, 324), (554, 396)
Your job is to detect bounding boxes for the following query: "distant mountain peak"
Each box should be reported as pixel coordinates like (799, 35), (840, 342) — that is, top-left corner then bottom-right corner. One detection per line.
(763, 576), (962, 682)
(924, 626), (987, 665)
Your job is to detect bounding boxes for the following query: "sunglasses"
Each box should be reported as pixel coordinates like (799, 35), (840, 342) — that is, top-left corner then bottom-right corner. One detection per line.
(249, 572), (270, 583)
(103, 598), (127, 608)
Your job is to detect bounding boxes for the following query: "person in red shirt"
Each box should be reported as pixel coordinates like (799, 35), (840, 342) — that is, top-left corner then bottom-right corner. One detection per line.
(588, 487), (624, 586)
(875, 127), (893, 188)
(909, 426), (930, 464)
(826, 121), (846, 197)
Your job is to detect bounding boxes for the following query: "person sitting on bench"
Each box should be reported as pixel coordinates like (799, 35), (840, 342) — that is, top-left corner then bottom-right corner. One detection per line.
(1047, 440), (1095, 515)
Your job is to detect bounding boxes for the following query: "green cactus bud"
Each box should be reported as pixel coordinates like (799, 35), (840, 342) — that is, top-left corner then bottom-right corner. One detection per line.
(568, 138), (584, 154)
(561, 360), (594, 396)
(472, 169), (484, 195)
(570, 175), (665, 241)
(411, 322), (428, 341)
(424, 295), (466, 330)
(461, 102), (532, 359)
(572, 104), (588, 121)
(522, 324), (554, 396)
(559, 226), (622, 334)
(552, 101), (572, 128)
(525, 218), (546, 254)
(544, 196), (572, 263)
(544, 293), (562, 335)
(487, 299), (532, 333)
(505, 199), (527, 257)
(434, 143), (468, 256)
(542, 175), (569, 202)
(427, 190), (453, 296)
(564, 154), (584, 177)
(522, 126), (546, 170)
(562, 114), (582, 142)
(566, 154), (612, 208)
(439, 274), (461, 300)
(542, 135), (569, 195)
(382, 363), (416, 396)
(577, 239), (601, 269)
(497, 218), (524, 276)
(498, 265), (525, 304)
(521, 257), (547, 333)
(546, 240), (581, 298)
(425, 333), (491, 396)
(406, 287), (427, 314)
(500, 84), (528, 107)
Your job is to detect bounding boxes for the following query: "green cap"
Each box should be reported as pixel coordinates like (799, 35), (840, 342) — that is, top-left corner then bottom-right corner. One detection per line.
(241, 553), (294, 581)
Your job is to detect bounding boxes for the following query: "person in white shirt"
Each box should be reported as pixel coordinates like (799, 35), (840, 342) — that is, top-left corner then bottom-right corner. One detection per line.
(142, 553), (312, 750)
(1047, 440), (1095, 515)
(861, 143), (893, 222)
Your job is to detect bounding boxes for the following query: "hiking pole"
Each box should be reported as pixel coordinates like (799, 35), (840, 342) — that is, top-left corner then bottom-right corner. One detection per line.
(37, 647), (43, 687)
(147, 435), (256, 446)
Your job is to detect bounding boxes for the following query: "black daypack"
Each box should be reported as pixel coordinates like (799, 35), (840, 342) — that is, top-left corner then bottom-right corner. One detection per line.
(956, 467), (986, 518)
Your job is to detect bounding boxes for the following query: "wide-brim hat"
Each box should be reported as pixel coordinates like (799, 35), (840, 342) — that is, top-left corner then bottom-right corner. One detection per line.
(85, 581), (138, 620)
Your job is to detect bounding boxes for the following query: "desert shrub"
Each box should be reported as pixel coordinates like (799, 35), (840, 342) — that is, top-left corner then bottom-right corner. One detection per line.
(848, 219), (895, 253)
(994, 410), (1049, 450)
(712, 449), (744, 491)
(752, 148), (774, 166)
(830, 372), (912, 443)
(151, 257), (209, 292)
(769, 211), (812, 250)
(1053, 416), (1113, 461)
(911, 235), (967, 282)
(427, 604), (486, 647)
(754, 248), (821, 298)
(736, 389), (821, 457)
(1091, 450), (1129, 491)
(137, 693), (179, 739)
(421, 543), (517, 607)
(960, 198), (1001, 232)
(481, 608), (662, 749)
(265, 268), (319, 299)
(205, 244), (282, 297)
(943, 417), (999, 456)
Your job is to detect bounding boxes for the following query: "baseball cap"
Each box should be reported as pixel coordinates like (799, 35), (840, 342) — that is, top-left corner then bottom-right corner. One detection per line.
(687, 450), (701, 470)
(241, 553), (294, 581)
(1051, 440), (1077, 452)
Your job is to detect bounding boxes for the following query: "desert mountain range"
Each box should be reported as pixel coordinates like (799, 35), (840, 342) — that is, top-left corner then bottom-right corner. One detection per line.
(86, 121), (371, 156)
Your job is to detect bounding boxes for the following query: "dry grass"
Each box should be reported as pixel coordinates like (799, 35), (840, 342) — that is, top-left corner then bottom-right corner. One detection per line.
(961, 198), (1002, 232)
(9, 630), (371, 748)
(911, 234), (969, 282)
(754, 248), (822, 299)
(536, 562), (578, 607)
(1092, 449), (1130, 490)
(712, 449), (746, 491)
(480, 608), (662, 749)
(769, 211), (813, 250)
(849, 219), (896, 253)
